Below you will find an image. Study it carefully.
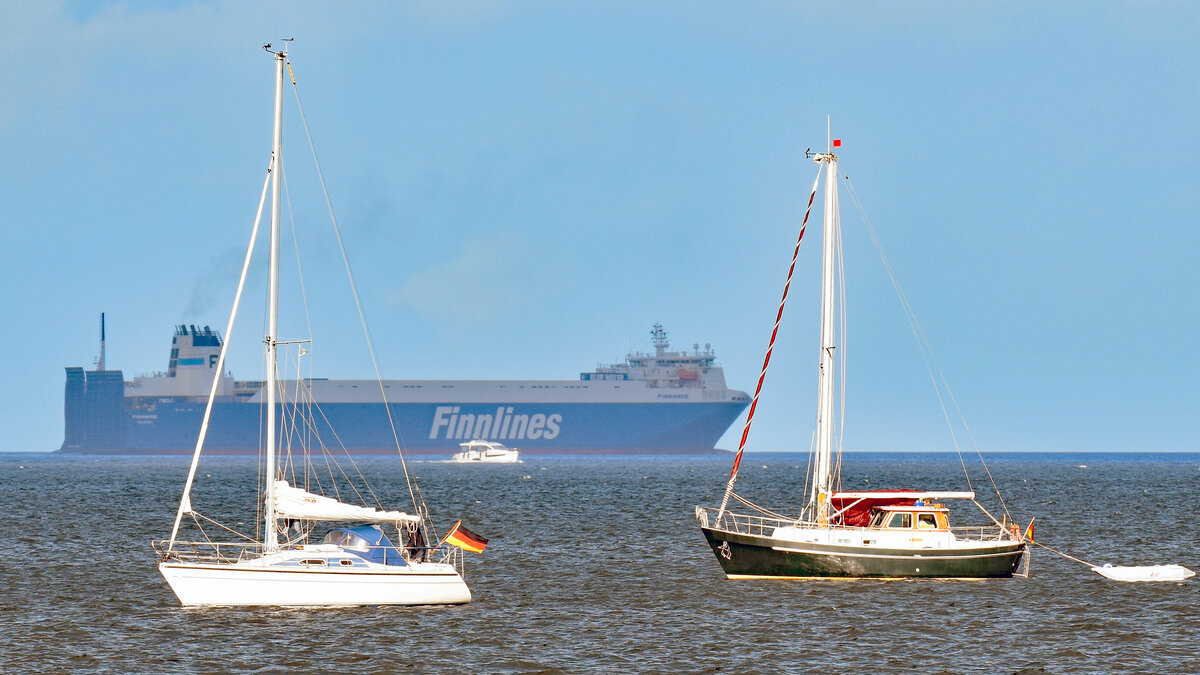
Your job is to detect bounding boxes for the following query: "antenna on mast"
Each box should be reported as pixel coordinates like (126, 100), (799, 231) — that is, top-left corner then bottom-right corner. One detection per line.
(651, 323), (670, 351)
(263, 38), (293, 56)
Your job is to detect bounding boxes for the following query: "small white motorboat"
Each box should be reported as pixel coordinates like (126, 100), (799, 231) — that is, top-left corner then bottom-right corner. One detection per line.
(452, 441), (521, 463)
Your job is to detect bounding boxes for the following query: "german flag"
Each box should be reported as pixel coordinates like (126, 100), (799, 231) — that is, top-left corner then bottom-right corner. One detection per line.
(1023, 517), (1036, 543)
(443, 520), (488, 553)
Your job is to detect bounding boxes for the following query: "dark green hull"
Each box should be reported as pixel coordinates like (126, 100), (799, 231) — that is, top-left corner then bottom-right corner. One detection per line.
(701, 526), (1025, 579)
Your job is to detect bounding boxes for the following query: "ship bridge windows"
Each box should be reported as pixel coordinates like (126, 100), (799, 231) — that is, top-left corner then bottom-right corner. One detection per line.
(885, 513), (912, 529)
(917, 513), (938, 530)
(581, 372), (628, 382)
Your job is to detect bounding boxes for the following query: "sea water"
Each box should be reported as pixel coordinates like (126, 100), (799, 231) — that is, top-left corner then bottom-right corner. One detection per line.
(2, 452), (1197, 672)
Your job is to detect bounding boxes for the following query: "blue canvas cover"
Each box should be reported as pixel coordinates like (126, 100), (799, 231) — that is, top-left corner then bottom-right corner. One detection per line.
(324, 525), (406, 566)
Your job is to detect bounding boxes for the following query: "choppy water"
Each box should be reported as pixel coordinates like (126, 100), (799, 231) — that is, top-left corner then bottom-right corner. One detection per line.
(2, 452), (1197, 673)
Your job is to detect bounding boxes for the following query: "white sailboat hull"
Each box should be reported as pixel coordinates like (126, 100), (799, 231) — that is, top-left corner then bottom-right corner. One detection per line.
(159, 560), (472, 606)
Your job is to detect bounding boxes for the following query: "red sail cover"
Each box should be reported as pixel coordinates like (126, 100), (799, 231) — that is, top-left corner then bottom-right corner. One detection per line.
(831, 490), (919, 527)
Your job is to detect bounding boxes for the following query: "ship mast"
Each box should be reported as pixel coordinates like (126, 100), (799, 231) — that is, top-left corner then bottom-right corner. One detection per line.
(263, 45), (285, 553)
(810, 129), (839, 523)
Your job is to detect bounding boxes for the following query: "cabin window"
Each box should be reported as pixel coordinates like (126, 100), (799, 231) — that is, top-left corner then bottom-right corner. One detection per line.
(917, 513), (938, 529)
(886, 513), (912, 529)
(322, 531), (344, 546)
(868, 511), (886, 528)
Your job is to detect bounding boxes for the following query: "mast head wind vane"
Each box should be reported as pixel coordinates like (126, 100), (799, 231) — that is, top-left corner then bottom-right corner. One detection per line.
(263, 38), (293, 57)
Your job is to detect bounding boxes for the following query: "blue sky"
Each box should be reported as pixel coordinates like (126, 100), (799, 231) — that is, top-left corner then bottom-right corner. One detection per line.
(2, 1), (1197, 452)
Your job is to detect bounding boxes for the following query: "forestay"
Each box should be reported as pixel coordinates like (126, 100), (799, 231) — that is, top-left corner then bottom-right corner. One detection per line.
(273, 481), (419, 523)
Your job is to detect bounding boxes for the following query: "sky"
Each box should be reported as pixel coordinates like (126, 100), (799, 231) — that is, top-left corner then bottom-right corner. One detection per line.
(2, 1), (1198, 453)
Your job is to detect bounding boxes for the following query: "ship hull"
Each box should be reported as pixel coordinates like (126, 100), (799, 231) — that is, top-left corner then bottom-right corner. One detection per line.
(62, 395), (748, 454)
(700, 526), (1025, 579)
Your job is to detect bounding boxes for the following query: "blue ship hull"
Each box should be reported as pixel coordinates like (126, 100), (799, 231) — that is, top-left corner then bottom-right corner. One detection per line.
(60, 368), (747, 454)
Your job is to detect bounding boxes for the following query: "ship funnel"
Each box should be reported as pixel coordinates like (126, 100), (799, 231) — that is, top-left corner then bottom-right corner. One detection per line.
(98, 312), (106, 371)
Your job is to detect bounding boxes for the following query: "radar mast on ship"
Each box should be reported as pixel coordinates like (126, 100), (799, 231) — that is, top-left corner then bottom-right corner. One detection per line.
(650, 323), (670, 353)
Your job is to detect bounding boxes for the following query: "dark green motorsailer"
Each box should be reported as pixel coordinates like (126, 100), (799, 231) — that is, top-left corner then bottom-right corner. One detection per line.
(697, 504), (1026, 579)
(698, 135), (1029, 581)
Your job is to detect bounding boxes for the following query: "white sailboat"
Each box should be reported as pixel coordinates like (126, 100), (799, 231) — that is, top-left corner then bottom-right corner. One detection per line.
(696, 128), (1027, 579)
(154, 44), (471, 606)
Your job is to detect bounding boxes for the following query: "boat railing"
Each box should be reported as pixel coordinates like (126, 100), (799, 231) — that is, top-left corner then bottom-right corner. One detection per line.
(950, 526), (1016, 542)
(404, 543), (463, 567)
(696, 506), (1017, 542)
(694, 506), (808, 536)
(439, 544), (465, 576)
(153, 539), (472, 568)
(152, 539), (262, 564)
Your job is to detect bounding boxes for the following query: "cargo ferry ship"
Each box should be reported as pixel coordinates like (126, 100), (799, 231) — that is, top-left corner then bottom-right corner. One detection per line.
(61, 321), (749, 454)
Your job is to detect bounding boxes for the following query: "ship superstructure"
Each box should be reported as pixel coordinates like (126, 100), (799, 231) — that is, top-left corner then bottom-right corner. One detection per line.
(582, 324), (728, 394)
(61, 322), (749, 454)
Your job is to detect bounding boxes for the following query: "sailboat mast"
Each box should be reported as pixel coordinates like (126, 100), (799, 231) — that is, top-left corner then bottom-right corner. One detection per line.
(264, 48), (285, 553)
(811, 147), (839, 522)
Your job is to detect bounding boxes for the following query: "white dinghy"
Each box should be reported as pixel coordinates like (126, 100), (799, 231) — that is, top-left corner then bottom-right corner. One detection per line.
(154, 43), (470, 607)
(1026, 523), (1194, 583)
(1091, 564), (1195, 582)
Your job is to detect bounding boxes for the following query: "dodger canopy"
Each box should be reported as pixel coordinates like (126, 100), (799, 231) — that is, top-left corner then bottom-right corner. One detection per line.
(323, 525), (406, 566)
